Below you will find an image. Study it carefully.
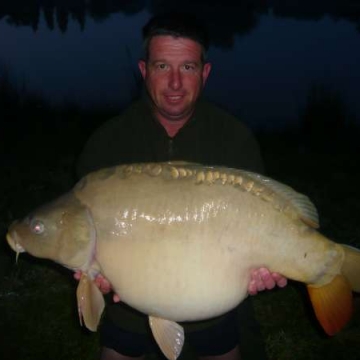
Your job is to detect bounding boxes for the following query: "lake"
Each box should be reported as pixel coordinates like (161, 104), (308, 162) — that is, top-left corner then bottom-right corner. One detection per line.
(1, 0), (360, 130)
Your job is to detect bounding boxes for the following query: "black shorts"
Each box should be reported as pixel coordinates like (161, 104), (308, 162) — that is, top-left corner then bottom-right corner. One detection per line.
(100, 310), (239, 357)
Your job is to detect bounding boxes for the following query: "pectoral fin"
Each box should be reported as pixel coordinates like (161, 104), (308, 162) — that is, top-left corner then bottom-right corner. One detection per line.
(76, 273), (105, 331)
(307, 274), (353, 335)
(149, 316), (184, 360)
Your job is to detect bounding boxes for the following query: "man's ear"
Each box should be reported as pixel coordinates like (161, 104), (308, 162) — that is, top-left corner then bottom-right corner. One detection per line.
(202, 62), (212, 86)
(138, 60), (147, 79)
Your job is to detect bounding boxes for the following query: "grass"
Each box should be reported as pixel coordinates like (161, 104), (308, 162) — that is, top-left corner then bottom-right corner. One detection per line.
(1, 71), (360, 359)
(253, 284), (360, 360)
(0, 259), (100, 360)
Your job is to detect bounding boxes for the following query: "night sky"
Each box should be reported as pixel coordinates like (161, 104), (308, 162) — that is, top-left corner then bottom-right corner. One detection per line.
(1, 3), (360, 130)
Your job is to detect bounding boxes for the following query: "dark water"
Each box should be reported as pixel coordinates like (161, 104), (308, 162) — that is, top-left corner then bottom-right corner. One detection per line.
(1, 0), (360, 130)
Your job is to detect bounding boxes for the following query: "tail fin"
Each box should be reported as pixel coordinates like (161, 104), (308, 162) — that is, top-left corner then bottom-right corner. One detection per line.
(307, 275), (353, 336)
(341, 244), (360, 292)
(306, 244), (360, 336)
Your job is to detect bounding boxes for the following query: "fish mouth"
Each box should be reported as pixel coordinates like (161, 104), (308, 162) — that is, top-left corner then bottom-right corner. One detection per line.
(6, 230), (26, 262)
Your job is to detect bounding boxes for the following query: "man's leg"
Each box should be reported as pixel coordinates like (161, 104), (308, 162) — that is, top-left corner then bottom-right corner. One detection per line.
(187, 301), (267, 360)
(199, 345), (241, 360)
(186, 310), (241, 360)
(237, 298), (268, 360)
(101, 347), (145, 360)
(99, 318), (148, 360)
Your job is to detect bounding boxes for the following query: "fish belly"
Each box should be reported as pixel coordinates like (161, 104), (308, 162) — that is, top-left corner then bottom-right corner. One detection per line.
(96, 219), (251, 322)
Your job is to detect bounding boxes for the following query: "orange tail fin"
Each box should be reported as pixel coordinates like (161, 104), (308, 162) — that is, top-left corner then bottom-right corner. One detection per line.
(307, 274), (353, 336)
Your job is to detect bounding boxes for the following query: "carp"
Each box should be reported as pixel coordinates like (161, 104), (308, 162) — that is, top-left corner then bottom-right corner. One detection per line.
(6, 162), (360, 360)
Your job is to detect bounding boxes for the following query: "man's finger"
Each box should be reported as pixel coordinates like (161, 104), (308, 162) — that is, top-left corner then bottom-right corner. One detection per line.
(272, 273), (288, 288)
(248, 280), (258, 296)
(113, 294), (121, 303)
(73, 271), (81, 281)
(258, 268), (276, 290)
(254, 268), (267, 291)
(95, 275), (111, 294)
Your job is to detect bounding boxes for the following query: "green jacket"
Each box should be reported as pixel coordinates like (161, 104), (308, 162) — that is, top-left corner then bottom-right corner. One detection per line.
(77, 98), (264, 178)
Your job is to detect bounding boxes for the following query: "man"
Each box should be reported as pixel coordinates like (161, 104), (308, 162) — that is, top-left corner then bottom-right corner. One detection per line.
(76, 12), (287, 360)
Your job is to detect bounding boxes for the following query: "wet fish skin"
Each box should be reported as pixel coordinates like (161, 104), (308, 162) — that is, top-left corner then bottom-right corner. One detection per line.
(6, 162), (360, 360)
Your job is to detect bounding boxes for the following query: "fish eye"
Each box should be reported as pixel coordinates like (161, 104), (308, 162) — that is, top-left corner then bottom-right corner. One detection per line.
(30, 219), (45, 235)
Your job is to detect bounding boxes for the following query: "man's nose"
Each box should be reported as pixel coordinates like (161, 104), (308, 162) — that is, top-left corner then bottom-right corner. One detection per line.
(169, 69), (182, 90)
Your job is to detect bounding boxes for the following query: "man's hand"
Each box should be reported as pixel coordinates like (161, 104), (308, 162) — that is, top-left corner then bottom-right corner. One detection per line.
(248, 268), (287, 295)
(73, 271), (121, 303)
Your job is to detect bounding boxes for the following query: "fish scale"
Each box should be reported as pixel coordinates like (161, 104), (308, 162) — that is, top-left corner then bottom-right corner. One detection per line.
(6, 161), (360, 360)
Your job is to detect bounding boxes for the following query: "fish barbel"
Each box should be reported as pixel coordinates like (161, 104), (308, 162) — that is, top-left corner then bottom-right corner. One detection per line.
(6, 162), (360, 360)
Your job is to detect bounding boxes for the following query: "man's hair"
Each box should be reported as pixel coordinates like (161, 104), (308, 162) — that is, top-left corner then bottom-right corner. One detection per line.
(142, 12), (210, 63)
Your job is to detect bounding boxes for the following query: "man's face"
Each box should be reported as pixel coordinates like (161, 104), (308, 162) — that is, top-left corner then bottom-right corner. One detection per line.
(138, 35), (211, 122)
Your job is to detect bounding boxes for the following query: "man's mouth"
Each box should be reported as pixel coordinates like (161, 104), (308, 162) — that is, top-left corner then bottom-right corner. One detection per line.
(165, 95), (183, 102)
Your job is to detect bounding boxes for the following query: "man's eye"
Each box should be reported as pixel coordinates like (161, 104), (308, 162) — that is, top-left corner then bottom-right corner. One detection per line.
(30, 219), (45, 235)
(157, 64), (167, 70)
(183, 64), (195, 71)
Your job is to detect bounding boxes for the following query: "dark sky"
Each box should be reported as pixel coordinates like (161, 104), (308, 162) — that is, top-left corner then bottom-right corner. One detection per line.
(1, 7), (359, 130)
